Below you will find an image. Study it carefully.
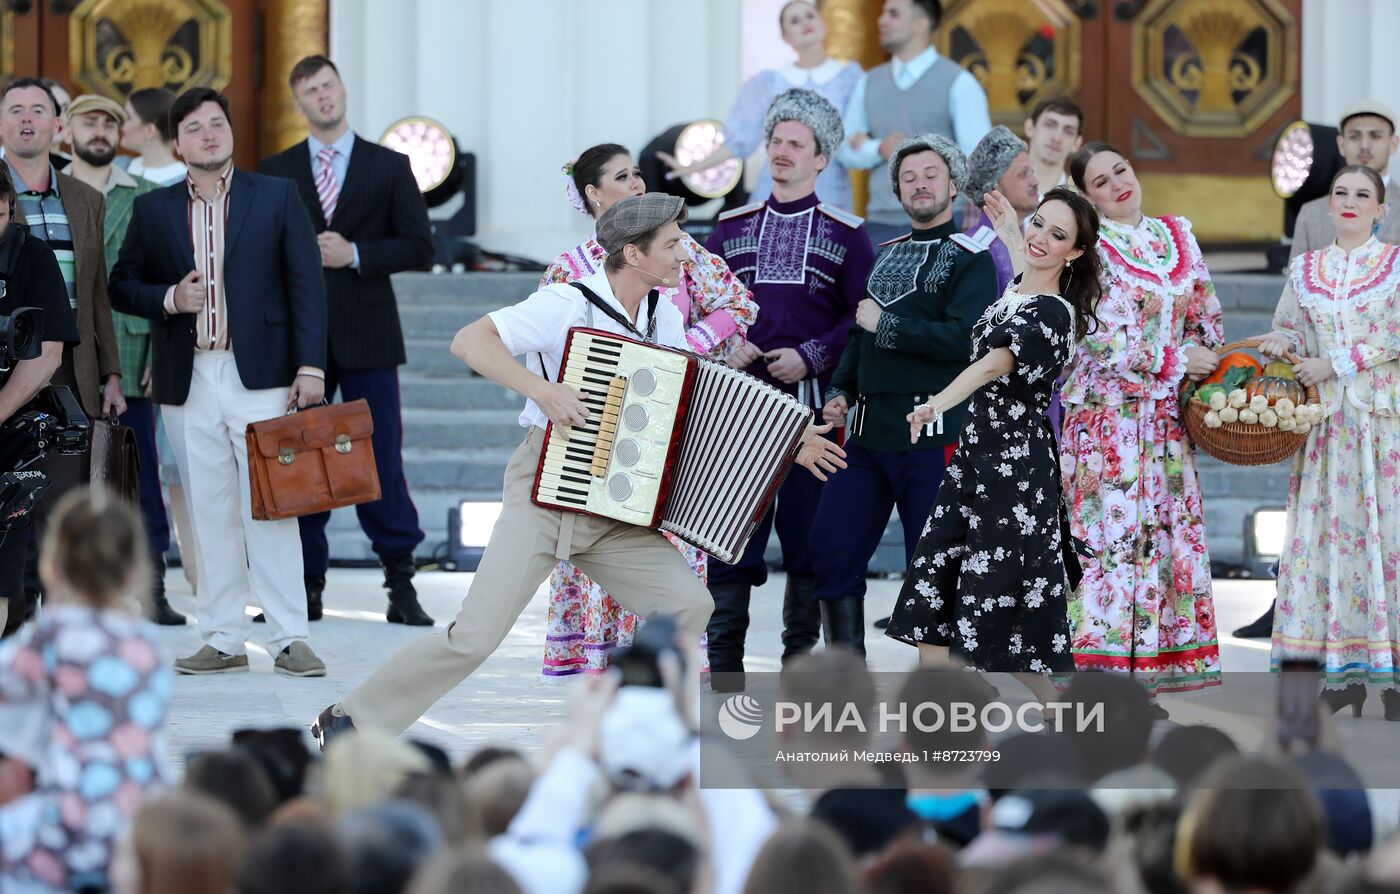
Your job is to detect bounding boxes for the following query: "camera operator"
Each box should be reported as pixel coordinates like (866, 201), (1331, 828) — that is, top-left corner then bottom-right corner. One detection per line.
(0, 164), (79, 636)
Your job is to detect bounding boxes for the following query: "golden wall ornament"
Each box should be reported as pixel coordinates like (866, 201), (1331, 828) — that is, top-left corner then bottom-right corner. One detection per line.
(68, 0), (232, 98)
(0, 9), (14, 84)
(937, 0), (1081, 127)
(260, 0), (328, 158)
(1132, 0), (1297, 137)
(821, 0), (885, 68)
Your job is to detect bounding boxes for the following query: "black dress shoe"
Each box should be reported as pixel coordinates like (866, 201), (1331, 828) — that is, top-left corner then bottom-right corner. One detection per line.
(1232, 601), (1275, 638)
(310, 704), (355, 751)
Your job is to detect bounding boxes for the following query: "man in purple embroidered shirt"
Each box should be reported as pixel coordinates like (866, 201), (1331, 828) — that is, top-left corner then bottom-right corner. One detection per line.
(704, 88), (875, 689)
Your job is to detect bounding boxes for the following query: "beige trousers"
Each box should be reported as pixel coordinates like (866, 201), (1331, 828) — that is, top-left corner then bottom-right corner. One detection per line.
(340, 427), (714, 734)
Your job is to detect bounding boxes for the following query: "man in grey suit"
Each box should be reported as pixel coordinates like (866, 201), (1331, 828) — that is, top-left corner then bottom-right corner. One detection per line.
(1289, 100), (1400, 260)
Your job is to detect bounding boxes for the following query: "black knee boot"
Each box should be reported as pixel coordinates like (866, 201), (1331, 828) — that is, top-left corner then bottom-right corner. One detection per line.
(781, 575), (820, 662)
(706, 583), (752, 692)
(821, 596), (866, 659)
(147, 554), (186, 626)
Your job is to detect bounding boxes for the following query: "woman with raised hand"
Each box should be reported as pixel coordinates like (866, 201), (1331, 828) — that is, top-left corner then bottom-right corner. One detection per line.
(655, 0), (862, 210)
(886, 187), (1100, 701)
(1058, 142), (1224, 709)
(539, 143), (756, 678)
(1261, 164), (1400, 720)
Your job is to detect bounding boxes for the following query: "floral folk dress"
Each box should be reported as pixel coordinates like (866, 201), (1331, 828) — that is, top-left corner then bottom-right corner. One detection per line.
(1270, 238), (1400, 689)
(538, 233), (756, 676)
(0, 605), (173, 892)
(1060, 215), (1223, 694)
(886, 290), (1077, 673)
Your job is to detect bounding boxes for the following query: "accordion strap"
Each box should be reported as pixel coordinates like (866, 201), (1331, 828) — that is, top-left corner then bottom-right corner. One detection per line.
(569, 281), (659, 343)
(535, 282), (661, 384)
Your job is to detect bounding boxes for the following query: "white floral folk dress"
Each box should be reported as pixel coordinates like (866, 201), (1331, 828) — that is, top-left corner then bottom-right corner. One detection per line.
(886, 290), (1077, 673)
(1270, 238), (1400, 689)
(1060, 215), (1224, 694)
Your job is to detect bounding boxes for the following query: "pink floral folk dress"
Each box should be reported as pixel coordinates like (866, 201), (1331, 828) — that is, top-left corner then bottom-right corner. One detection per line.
(1270, 238), (1400, 689)
(538, 233), (756, 677)
(1060, 214), (1224, 694)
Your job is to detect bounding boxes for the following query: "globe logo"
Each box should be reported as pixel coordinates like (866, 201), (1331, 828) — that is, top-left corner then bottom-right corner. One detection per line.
(717, 694), (764, 740)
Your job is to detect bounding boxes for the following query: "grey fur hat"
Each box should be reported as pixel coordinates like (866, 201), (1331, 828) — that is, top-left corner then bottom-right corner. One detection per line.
(764, 88), (845, 160)
(888, 132), (968, 197)
(966, 125), (1028, 206)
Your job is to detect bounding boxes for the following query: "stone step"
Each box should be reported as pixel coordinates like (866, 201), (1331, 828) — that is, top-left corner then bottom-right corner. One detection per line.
(397, 303), (494, 335)
(392, 272), (542, 309)
(399, 372), (518, 410)
(403, 338), (470, 376)
(403, 408), (527, 451)
(1221, 311), (1275, 344)
(400, 446), (518, 491)
(1213, 274), (1285, 313)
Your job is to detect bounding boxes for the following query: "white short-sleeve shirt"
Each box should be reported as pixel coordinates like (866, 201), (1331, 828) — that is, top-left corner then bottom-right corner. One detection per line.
(489, 270), (688, 430)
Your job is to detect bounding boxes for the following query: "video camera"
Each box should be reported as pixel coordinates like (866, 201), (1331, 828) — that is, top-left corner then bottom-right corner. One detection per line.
(0, 306), (91, 531)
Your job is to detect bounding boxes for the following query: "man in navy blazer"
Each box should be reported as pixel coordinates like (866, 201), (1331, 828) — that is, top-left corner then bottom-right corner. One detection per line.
(111, 87), (330, 678)
(261, 56), (434, 627)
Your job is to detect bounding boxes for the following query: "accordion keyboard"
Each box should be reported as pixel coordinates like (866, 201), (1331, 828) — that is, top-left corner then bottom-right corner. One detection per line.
(535, 331), (691, 526)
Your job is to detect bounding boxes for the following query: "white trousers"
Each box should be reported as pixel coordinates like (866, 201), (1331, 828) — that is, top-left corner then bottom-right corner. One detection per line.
(161, 352), (308, 655)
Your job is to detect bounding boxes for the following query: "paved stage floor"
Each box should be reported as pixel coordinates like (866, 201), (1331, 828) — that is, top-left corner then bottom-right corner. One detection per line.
(153, 568), (1398, 822)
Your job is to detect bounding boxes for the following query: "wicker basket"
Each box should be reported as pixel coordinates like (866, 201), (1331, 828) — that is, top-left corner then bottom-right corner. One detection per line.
(1181, 338), (1319, 467)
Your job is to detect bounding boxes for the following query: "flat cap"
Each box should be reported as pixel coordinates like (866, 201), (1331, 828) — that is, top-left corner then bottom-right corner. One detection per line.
(1339, 99), (1396, 132)
(889, 132), (968, 196)
(65, 93), (126, 125)
(596, 192), (688, 256)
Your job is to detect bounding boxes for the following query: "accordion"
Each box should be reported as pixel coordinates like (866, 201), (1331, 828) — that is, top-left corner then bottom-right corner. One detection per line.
(532, 328), (812, 563)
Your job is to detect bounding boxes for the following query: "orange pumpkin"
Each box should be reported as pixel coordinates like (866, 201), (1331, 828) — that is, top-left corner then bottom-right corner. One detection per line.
(1200, 352), (1263, 385)
(1246, 376), (1305, 406)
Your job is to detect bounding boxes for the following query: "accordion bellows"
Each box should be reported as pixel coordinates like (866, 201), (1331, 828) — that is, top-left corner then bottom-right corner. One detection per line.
(532, 329), (811, 564)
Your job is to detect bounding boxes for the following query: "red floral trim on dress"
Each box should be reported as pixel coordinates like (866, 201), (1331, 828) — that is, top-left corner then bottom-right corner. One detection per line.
(1097, 215), (1196, 290)
(1290, 241), (1400, 311)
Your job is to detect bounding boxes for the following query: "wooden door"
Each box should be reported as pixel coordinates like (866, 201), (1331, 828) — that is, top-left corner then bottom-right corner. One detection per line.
(936, 0), (1301, 243)
(2, 0), (262, 170)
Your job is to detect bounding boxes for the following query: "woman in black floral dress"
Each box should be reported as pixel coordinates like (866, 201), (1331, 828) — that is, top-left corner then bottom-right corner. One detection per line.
(886, 187), (1102, 701)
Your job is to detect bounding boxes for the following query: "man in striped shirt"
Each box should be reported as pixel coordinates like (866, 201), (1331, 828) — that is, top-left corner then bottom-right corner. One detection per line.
(111, 88), (329, 678)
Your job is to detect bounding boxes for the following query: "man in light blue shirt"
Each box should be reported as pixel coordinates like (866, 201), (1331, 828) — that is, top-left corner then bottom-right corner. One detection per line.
(839, 0), (991, 245)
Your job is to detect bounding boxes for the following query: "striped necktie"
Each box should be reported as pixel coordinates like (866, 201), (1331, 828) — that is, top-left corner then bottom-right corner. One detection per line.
(315, 146), (339, 223)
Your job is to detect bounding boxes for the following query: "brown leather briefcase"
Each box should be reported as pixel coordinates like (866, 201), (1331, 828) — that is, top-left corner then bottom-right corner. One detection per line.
(246, 400), (381, 521)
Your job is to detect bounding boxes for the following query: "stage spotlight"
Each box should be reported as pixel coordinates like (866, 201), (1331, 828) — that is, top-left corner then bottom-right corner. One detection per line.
(1265, 120), (1341, 272)
(380, 115), (467, 209)
(1240, 507), (1288, 579)
(445, 500), (503, 572)
(1269, 120), (1341, 235)
(640, 119), (743, 206)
